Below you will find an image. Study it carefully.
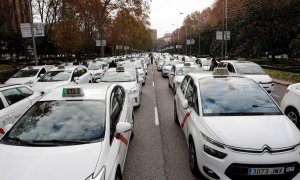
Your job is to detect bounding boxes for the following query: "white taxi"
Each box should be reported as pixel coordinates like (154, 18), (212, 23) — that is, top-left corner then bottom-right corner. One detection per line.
(88, 60), (108, 82)
(168, 63), (202, 93)
(5, 66), (48, 85)
(0, 84), (134, 180)
(218, 60), (275, 93)
(31, 65), (92, 92)
(0, 84), (42, 135)
(174, 68), (300, 180)
(280, 83), (300, 129)
(100, 66), (142, 107)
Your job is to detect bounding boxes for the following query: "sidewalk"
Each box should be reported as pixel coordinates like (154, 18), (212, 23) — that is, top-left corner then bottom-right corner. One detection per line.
(273, 78), (292, 86)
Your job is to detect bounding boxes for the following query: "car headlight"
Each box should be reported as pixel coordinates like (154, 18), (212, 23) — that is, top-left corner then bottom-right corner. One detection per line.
(203, 145), (227, 159)
(25, 80), (34, 85)
(202, 133), (225, 149)
(129, 87), (137, 94)
(86, 166), (105, 180)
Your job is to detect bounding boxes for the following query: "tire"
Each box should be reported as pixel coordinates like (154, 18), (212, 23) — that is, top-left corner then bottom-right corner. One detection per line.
(115, 168), (122, 180)
(173, 84), (176, 94)
(174, 100), (179, 125)
(285, 107), (300, 128)
(189, 139), (200, 176)
(131, 115), (134, 139)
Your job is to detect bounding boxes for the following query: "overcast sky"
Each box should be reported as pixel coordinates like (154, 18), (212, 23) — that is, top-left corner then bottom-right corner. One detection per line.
(150, 0), (215, 38)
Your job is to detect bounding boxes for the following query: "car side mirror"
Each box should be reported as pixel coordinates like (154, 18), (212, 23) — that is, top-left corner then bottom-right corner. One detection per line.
(181, 99), (189, 109)
(95, 79), (101, 83)
(116, 122), (132, 134)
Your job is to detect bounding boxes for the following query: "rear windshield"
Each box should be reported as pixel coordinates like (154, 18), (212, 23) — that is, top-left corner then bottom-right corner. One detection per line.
(12, 69), (39, 78)
(235, 63), (265, 75)
(1, 100), (106, 146)
(199, 77), (282, 116)
(38, 70), (72, 82)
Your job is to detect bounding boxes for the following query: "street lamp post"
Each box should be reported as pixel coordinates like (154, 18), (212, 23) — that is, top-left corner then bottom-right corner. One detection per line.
(180, 13), (189, 55)
(27, 0), (38, 65)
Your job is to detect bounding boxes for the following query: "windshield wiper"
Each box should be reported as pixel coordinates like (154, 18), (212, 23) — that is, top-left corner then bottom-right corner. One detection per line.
(2, 137), (35, 145)
(32, 139), (88, 145)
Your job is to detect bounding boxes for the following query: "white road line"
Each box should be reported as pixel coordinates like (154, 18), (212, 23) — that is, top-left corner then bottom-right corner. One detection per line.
(154, 107), (159, 125)
(152, 82), (155, 87)
(272, 94), (280, 98)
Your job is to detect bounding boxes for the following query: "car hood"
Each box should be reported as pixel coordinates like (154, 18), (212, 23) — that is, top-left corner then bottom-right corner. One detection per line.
(118, 81), (137, 91)
(32, 81), (70, 93)
(203, 115), (300, 149)
(0, 142), (102, 180)
(5, 77), (35, 85)
(88, 70), (103, 75)
(242, 74), (273, 83)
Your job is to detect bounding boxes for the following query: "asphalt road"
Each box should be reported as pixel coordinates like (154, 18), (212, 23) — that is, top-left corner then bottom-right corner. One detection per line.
(123, 64), (289, 180)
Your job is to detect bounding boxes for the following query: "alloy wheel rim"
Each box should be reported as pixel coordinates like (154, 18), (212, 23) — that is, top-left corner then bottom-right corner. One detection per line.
(287, 111), (298, 124)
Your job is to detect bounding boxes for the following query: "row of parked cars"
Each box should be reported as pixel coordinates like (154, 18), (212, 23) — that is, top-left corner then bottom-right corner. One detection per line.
(0, 55), (150, 180)
(153, 52), (300, 180)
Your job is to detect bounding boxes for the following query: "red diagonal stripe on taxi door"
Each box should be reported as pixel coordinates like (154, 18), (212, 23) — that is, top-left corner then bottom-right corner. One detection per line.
(180, 111), (191, 128)
(115, 134), (128, 145)
(0, 128), (5, 134)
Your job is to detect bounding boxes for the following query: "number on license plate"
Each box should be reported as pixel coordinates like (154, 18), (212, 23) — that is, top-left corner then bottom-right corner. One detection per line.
(248, 167), (285, 175)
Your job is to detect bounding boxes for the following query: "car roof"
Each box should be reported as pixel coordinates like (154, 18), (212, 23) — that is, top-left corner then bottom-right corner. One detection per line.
(49, 65), (79, 71)
(0, 84), (30, 90)
(188, 72), (243, 80)
(40, 83), (113, 101)
(221, 60), (257, 65)
(174, 64), (199, 68)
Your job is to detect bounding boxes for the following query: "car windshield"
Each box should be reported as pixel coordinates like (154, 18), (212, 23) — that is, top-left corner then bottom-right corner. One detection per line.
(38, 70), (72, 82)
(101, 70), (135, 82)
(176, 67), (201, 76)
(12, 69), (39, 78)
(1, 101), (106, 146)
(199, 77), (282, 116)
(88, 63), (101, 70)
(235, 63), (266, 75)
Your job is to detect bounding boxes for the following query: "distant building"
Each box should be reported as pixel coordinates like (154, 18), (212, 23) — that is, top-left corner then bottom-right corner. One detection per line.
(0, 0), (29, 33)
(151, 29), (157, 42)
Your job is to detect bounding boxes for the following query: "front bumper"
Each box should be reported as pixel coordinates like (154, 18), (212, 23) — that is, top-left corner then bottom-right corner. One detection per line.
(197, 144), (300, 180)
(259, 83), (275, 94)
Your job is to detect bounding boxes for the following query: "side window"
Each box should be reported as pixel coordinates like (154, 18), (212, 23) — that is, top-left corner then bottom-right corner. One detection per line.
(115, 86), (125, 107)
(110, 90), (122, 144)
(82, 68), (87, 74)
(17, 87), (34, 97)
(0, 98), (5, 110)
(227, 63), (236, 73)
(192, 86), (199, 115)
(180, 76), (190, 94)
(171, 66), (175, 73)
(72, 69), (79, 79)
(1, 88), (26, 106)
(185, 80), (199, 115)
(185, 79), (194, 101)
(38, 68), (46, 77)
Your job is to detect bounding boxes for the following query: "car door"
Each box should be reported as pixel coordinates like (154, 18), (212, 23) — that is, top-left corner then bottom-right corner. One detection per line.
(0, 87), (31, 127)
(17, 86), (41, 105)
(176, 76), (191, 123)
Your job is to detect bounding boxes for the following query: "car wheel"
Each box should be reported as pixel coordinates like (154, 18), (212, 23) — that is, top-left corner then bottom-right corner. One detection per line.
(173, 84), (176, 94)
(131, 115), (134, 139)
(174, 100), (179, 125)
(115, 168), (122, 180)
(189, 139), (200, 176)
(285, 107), (300, 128)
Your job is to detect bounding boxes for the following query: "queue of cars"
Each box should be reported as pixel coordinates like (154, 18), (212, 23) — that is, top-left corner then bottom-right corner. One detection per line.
(0, 56), (149, 180)
(0, 52), (299, 180)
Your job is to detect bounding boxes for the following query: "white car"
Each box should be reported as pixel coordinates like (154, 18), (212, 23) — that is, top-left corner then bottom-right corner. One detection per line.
(174, 69), (300, 180)
(0, 84), (42, 134)
(280, 83), (300, 129)
(168, 63), (202, 93)
(0, 84), (133, 180)
(5, 66), (48, 85)
(31, 65), (92, 93)
(100, 66), (142, 107)
(218, 60), (275, 93)
(161, 60), (172, 77)
(157, 60), (164, 71)
(137, 68), (146, 86)
(88, 61), (108, 82)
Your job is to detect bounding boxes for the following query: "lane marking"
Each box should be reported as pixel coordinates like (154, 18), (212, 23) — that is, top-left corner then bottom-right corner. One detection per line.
(154, 107), (159, 125)
(152, 82), (155, 87)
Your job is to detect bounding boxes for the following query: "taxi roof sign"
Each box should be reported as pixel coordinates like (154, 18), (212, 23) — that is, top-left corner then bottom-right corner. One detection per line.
(62, 87), (84, 97)
(116, 66), (125, 72)
(213, 68), (229, 76)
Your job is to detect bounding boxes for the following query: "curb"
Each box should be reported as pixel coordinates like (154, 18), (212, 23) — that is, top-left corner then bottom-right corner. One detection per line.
(273, 78), (292, 86)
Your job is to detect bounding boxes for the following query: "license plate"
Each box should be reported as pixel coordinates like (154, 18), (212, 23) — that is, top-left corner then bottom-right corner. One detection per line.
(248, 167), (285, 175)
